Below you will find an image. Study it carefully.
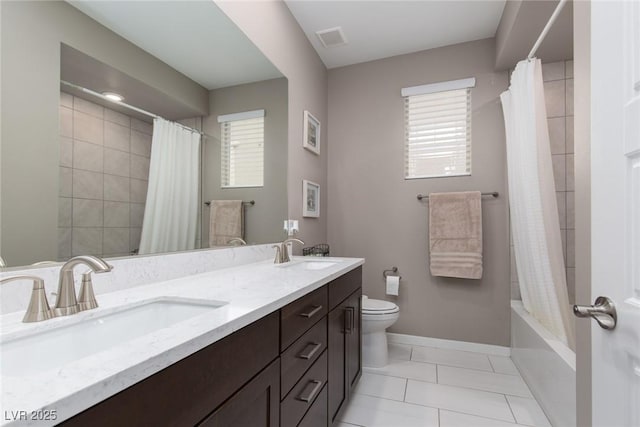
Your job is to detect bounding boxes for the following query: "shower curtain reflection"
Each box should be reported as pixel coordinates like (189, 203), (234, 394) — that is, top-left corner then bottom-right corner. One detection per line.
(138, 118), (201, 255)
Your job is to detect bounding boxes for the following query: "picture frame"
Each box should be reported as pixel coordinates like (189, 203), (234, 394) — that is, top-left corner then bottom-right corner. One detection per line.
(302, 180), (320, 218)
(303, 110), (321, 155)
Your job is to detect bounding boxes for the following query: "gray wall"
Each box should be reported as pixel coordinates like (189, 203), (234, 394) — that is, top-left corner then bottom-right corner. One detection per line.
(326, 38), (511, 346)
(0, 1), (207, 267)
(202, 78), (288, 245)
(215, 1), (328, 249)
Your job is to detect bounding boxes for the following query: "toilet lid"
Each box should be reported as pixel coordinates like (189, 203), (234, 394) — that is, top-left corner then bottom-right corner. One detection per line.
(362, 298), (399, 314)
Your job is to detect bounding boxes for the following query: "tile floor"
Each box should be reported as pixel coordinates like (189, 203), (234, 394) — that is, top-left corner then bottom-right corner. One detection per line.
(337, 343), (551, 427)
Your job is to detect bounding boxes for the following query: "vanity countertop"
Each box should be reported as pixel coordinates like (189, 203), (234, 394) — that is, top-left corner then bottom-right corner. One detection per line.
(0, 256), (364, 426)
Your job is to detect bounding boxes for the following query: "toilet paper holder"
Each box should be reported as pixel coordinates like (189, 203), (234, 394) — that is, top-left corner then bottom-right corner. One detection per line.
(383, 267), (402, 280)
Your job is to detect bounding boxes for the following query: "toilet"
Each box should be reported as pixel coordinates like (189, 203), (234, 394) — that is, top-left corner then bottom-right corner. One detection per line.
(361, 295), (400, 368)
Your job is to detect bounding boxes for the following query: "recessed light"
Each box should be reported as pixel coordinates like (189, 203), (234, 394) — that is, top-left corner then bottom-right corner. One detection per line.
(102, 92), (124, 102)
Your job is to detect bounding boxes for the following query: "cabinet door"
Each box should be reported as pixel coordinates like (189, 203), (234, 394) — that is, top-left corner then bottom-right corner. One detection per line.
(345, 289), (362, 391)
(327, 302), (347, 424)
(199, 358), (280, 427)
(328, 288), (362, 425)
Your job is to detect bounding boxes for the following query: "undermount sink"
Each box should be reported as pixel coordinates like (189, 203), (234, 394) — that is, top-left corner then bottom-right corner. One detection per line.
(303, 260), (338, 270)
(277, 258), (339, 270)
(1, 297), (226, 377)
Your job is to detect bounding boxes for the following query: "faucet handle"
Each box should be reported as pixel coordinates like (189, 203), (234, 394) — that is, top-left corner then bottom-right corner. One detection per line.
(0, 275), (53, 322)
(78, 271), (98, 311)
(272, 245), (282, 264)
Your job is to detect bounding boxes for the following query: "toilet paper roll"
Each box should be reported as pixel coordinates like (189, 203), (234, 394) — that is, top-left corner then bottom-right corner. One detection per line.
(386, 275), (400, 296)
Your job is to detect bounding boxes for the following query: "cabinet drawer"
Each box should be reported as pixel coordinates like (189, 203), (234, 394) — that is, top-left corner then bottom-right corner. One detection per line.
(328, 267), (362, 310)
(281, 317), (327, 399)
(281, 286), (327, 351)
(280, 350), (328, 427)
(298, 384), (327, 427)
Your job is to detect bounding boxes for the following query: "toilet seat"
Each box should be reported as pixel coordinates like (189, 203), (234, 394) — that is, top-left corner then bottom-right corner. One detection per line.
(362, 297), (399, 315)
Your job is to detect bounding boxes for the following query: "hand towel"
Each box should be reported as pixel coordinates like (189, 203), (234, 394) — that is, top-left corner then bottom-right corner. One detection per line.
(429, 191), (483, 279)
(209, 200), (243, 247)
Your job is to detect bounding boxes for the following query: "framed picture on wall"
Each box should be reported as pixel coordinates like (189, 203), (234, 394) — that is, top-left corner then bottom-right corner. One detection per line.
(303, 110), (321, 155)
(302, 180), (320, 218)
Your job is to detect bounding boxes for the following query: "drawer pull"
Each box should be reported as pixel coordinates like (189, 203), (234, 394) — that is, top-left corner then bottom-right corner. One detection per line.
(298, 342), (322, 360)
(296, 380), (323, 403)
(299, 305), (323, 318)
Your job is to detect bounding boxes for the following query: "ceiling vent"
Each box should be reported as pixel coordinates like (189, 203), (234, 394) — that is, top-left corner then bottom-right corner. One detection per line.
(316, 26), (348, 48)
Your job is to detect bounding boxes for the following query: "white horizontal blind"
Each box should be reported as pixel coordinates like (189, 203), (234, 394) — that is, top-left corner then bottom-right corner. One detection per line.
(221, 116), (264, 187)
(404, 88), (472, 179)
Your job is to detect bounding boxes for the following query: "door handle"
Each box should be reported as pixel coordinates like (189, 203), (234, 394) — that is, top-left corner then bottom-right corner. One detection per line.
(573, 296), (617, 330)
(344, 307), (354, 334)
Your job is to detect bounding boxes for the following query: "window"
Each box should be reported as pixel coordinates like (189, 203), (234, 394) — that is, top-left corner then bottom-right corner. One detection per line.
(218, 109), (265, 188)
(402, 78), (474, 179)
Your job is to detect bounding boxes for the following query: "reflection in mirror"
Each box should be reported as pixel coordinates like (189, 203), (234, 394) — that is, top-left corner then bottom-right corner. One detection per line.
(1, 1), (288, 268)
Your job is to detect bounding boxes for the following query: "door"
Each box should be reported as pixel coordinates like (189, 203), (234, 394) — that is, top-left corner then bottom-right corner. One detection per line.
(346, 290), (362, 390)
(588, 1), (640, 426)
(328, 300), (347, 424)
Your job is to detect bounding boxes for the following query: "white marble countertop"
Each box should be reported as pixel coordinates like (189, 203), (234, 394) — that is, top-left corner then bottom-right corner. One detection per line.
(0, 256), (364, 426)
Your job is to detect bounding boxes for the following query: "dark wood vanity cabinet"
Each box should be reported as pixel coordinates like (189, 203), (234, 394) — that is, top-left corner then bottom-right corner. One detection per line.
(59, 266), (362, 427)
(327, 269), (363, 425)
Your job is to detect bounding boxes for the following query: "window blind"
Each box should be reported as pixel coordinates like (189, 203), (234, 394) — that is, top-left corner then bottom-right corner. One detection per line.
(404, 87), (472, 179)
(221, 116), (264, 187)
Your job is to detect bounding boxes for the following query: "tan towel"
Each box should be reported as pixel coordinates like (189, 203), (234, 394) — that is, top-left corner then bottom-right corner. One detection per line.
(429, 191), (483, 279)
(209, 200), (243, 246)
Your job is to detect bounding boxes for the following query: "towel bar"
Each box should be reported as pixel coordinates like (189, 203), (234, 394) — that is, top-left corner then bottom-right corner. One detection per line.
(205, 200), (255, 206)
(417, 192), (498, 201)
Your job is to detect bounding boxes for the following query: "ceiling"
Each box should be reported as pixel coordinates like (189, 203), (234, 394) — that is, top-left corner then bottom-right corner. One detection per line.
(285, 0), (507, 69)
(68, 1), (282, 90)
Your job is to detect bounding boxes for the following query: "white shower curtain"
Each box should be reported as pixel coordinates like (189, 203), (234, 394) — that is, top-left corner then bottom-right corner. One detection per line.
(501, 59), (575, 348)
(138, 118), (201, 255)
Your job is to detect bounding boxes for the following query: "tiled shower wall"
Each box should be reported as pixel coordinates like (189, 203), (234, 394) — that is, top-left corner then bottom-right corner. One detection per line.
(510, 60), (575, 304)
(58, 92), (152, 260)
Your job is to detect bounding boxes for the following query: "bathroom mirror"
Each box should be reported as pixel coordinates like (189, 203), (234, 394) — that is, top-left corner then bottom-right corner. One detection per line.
(0, 1), (288, 268)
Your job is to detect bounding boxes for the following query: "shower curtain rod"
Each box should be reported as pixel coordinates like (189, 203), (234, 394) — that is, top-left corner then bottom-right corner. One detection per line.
(60, 80), (205, 137)
(527, 0), (568, 60)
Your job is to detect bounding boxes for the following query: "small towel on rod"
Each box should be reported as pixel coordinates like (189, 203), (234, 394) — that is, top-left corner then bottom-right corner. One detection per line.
(428, 191), (483, 279)
(208, 200), (243, 247)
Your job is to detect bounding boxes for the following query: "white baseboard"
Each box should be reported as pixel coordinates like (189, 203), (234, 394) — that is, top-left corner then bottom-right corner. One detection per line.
(387, 333), (511, 357)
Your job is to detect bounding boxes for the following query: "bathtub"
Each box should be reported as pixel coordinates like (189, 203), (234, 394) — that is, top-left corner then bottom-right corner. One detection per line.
(511, 300), (576, 427)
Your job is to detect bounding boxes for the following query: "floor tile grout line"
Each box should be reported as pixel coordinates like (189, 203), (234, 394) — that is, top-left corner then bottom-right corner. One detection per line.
(504, 393), (520, 424)
(352, 389), (406, 403)
(355, 387), (517, 425)
(405, 376), (534, 399)
(437, 408), (441, 427)
(436, 364), (439, 383)
(408, 359), (495, 374)
(361, 369), (437, 384)
(440, 407), (524, 425)
(488, 354), (496, 373)
(404, 342), (509, 358)
(438, 362), (526, 380)
(403, 377), (408, 401)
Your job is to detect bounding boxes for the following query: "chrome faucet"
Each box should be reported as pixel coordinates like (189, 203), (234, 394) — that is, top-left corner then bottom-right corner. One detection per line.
(54, 255), (112, 316)
(228, 237), (247, 246)
(272, 238), (305, 264)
